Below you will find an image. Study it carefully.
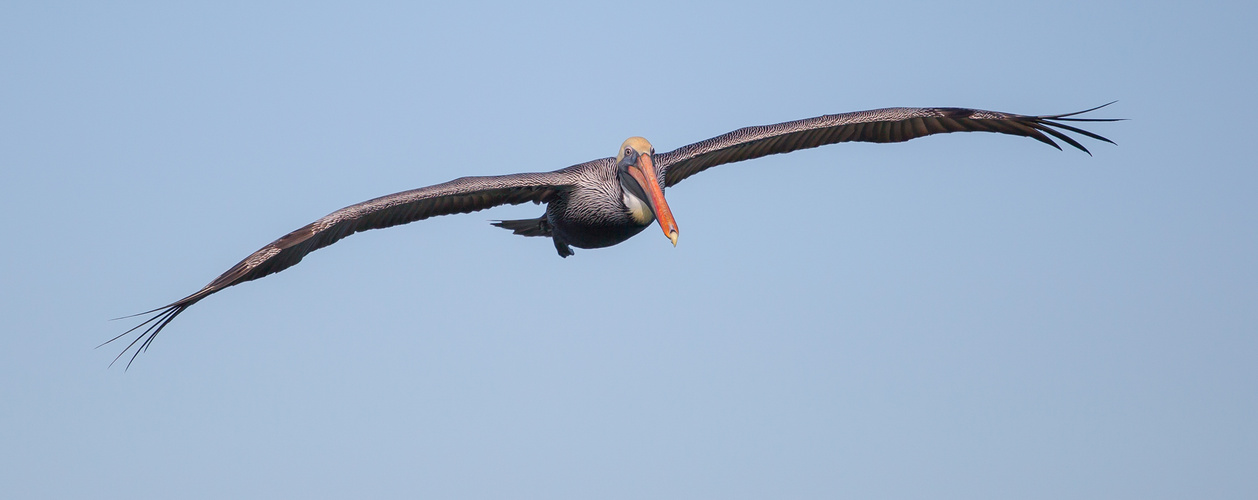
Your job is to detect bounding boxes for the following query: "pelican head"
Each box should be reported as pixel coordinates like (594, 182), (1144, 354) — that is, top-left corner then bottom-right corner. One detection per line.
(615, 137), (679, 246)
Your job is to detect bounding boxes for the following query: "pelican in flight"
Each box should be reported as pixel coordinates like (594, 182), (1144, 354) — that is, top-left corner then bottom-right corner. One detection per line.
(107, 104), (1117, 367)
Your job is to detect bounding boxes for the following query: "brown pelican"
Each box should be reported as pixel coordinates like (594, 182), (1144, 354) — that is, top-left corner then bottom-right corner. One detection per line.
(106, 104), (1117, 367)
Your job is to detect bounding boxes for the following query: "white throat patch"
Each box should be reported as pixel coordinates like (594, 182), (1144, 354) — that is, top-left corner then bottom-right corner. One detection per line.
(622, 189), (654, 225)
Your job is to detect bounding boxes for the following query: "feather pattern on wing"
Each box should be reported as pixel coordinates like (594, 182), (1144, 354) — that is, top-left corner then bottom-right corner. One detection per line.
(655, 104), (1118, 187)
(104, 169), (576, 368)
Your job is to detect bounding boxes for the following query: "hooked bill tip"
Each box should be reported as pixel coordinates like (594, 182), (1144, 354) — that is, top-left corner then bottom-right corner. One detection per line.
(668, 230), (678, 247)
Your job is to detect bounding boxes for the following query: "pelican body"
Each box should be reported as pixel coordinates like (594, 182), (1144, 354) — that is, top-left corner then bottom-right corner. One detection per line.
(493, 136), (675, 257)
(107, 104), (1117, 367)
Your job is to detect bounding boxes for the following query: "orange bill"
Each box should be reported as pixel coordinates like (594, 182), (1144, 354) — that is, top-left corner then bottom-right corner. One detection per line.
(631, 154), (679, 246)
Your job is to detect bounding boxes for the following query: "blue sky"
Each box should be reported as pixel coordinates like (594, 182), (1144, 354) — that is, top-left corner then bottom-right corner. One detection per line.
(2, 1), (1254, 498)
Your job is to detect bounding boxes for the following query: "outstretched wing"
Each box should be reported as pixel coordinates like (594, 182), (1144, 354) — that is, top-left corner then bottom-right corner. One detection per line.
(655, 104), (1118, 187)
(105, 169), (576, 368)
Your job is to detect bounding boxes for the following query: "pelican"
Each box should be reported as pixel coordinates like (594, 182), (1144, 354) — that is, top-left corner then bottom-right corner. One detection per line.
(106, 104), (1117, 367)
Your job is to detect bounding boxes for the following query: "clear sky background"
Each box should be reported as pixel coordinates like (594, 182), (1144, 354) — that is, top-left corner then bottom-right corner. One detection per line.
(2, 1), (1254, 498)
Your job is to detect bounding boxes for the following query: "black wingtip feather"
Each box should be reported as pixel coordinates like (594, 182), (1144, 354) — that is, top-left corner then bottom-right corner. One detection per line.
(1012, 103), (1121, 156)
(1045, 101), (1117, 119)
(1040, 119), (1117, 145)
(102, 293), (206, 370)
(1029, 121), (1092, 155)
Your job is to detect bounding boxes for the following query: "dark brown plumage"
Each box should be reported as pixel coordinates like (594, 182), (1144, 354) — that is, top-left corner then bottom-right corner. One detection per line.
(105, 104), (1117, 368)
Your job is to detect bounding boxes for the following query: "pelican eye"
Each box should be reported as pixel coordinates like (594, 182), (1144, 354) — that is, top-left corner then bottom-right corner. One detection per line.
(624, 146), (634, 157)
